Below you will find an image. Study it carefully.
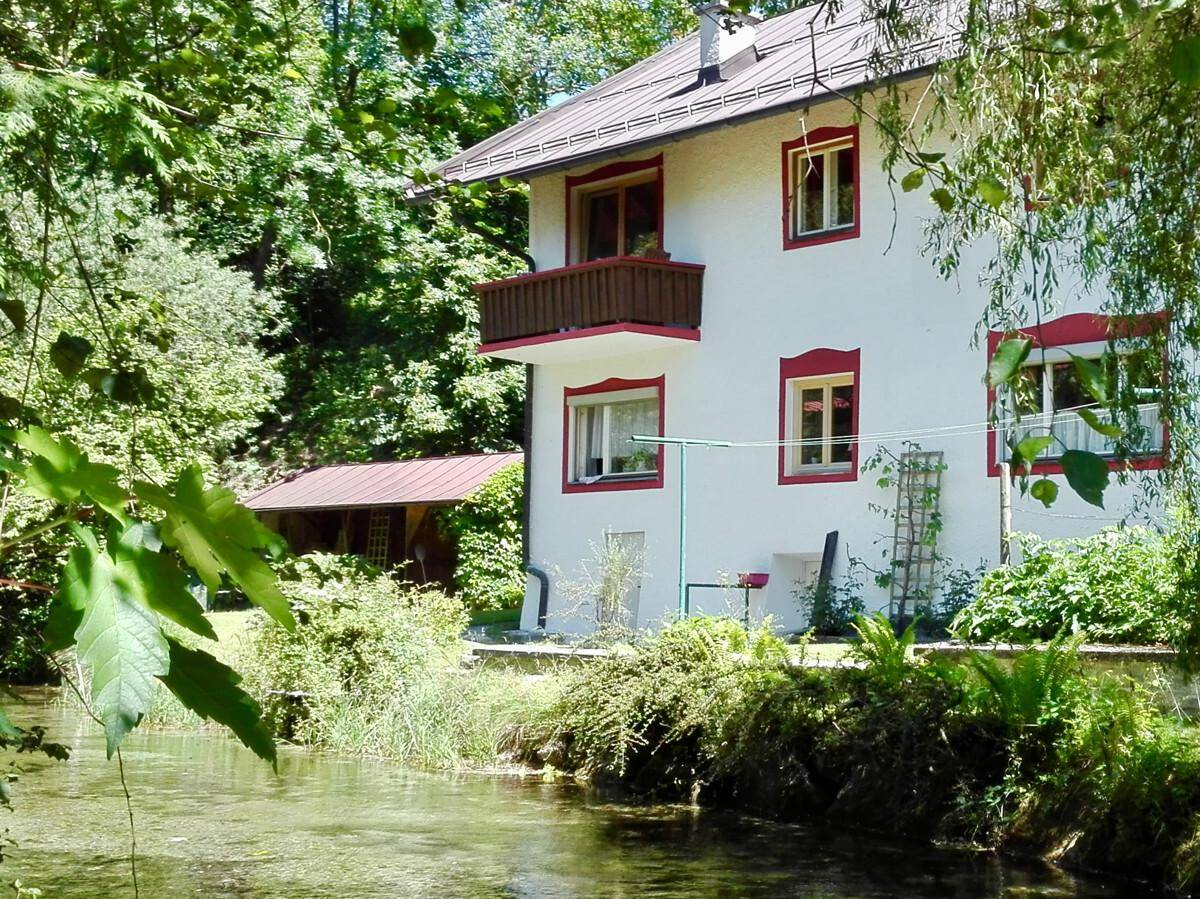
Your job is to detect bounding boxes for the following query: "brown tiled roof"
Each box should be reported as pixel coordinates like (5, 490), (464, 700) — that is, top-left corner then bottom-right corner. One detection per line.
(242, 452), (523, 512)
(417, 0), (955, 193)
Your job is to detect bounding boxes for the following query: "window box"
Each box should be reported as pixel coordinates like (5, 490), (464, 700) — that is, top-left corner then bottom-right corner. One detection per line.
(563, 376), (665, 493)
(986, 313), (1166, 476)
(781, 125), (860, 250)
(779, 348), (860, 485)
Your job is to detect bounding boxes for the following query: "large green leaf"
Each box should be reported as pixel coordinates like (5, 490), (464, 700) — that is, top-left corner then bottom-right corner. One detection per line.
(1075, 407), (1123, 438)
(135, 466), (293, 629)
(901, 168), (925, 192)
(975, 175), (1010, 209)
(48, 333), (94, 379)
(1069, 353), (1110, 405)
(14, 427), (127, 519)
(987, 338), (1033, 388)
(929, 187), (955, 212)
(59, 528), (169, 756)
(0, 298), (26, 333)
(1169, 36), (1200, 87)
(158, 637), (277, 767)
(1014, 434), (1054, 472)
(112, 522), (216, 641)
(1030, 477), (1059, 508)
(1060, 450), (1110, 508)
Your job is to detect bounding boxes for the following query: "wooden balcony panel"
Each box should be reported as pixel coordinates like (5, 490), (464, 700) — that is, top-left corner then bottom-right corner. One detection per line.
(474, 256), (704, 347)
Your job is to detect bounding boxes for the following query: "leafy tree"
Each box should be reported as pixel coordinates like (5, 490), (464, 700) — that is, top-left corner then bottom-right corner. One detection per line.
(0, 0), (712, 777)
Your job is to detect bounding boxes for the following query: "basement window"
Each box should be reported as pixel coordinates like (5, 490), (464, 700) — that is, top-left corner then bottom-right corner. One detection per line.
(564, 378), (664, 492)
(782, 126), (860, 250)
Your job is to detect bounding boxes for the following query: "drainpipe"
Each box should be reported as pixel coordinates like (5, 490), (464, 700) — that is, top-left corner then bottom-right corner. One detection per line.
(522, 363), (551, 630)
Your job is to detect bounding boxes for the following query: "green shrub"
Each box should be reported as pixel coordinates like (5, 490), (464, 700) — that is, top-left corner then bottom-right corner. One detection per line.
(952, 528), (1179, 645)
(236, 552), (551, 767)
(438, 461), (524, 612)
(516, 612), (1200, 891)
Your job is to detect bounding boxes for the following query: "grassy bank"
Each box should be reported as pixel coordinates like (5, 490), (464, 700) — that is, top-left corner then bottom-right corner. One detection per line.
(514, 616), (1200, 893)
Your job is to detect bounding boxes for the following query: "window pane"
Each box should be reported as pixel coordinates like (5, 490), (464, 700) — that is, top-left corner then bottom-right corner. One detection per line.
(584, 191), (620, 260)
(1052, 361), (1094, 411)
(575, 406), (604, 479)
(799, 387), (824, 466)
(830, 384), (854, 464)
(1011, 365), (1044, 415)
(608, 398), (659, 475)
(800, 153), (825, 234)
(623, 180), (659, 256)
(833, 147), (855, 227)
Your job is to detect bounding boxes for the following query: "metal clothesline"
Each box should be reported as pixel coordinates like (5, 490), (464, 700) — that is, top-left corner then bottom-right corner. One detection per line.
(635, 411), (1162, 620)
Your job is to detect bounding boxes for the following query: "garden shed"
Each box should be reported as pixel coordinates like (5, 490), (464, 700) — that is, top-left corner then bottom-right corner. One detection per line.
(244, 452), (523, 589)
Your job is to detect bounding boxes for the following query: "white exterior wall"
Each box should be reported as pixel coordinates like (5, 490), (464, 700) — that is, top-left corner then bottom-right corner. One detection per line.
(517, 99), (1160, 635)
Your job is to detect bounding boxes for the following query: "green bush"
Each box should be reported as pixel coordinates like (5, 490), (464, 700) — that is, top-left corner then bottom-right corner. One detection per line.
(236, 553), (552, 767)
(438, 461), (524, 612)
(952, 528), (1179, 645)
(515, 613), (1200, 891)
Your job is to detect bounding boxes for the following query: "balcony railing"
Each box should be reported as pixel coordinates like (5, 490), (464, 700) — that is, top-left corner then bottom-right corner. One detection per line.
(998, 403), (1164, 462)
(474, 256), (704, 346)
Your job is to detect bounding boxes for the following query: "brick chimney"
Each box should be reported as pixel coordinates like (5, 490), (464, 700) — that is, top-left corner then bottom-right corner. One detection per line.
(695, 3), (760, 81)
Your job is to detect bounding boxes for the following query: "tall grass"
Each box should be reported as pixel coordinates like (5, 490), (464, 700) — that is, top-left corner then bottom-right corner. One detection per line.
(234, 554), (560, 769)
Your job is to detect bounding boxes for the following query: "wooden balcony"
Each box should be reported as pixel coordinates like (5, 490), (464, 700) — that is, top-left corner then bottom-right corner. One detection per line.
(474, 256), (704, 363)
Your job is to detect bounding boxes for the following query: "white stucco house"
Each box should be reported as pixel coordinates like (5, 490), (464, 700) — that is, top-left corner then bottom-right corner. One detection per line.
(416, 1), (1166, 634)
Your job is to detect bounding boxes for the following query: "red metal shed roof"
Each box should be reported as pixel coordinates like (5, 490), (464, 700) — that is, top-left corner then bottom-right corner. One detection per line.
(242, 453), (523, 512)
(413, 0), (958, 194)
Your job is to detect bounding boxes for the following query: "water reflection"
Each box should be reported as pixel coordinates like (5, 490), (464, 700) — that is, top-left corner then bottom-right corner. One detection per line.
(3, 703), (1127, 898)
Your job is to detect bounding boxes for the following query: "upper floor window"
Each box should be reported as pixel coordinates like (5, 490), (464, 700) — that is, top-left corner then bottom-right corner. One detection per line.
(779, 348), (860, 485)
(564, 377), (664, 492)
(566, 156), (663, 264)
(997, 348), (1163, 464)
(782, 126), (860, 250)
(986, 313), (1166, 476)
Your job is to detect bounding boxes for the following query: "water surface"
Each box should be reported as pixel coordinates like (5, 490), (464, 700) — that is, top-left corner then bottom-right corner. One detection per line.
(3, 702), (1127, 898)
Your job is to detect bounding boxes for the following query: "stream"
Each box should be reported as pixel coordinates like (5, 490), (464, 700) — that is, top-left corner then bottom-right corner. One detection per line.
(2, 700), (1128, 898)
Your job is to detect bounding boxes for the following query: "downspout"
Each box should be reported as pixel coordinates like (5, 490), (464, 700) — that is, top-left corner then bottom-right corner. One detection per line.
(522, 363), (551, 630)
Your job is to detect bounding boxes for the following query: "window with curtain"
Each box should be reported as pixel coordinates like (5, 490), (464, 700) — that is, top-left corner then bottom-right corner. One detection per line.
(998, 350), (1163, 462)
(785, 133), (857, 245)
(568, 387), (660, 484)
(786, 374), (856, 475)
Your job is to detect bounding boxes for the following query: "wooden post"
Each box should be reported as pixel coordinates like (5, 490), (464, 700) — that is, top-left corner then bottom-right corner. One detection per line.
(999, 462), (1012, 565)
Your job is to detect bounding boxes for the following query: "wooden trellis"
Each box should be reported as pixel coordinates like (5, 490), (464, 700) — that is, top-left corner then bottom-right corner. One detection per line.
(888, 450), (945, 625)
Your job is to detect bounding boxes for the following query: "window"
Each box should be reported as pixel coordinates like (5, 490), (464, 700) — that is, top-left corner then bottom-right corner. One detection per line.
(997, 349), (1163, 464)
(566, 156), (663, 264)
(564, 377), (664, 492)
(782, 126), (860, 250)
(779, 348), (860, 484)
(364, 508), (391, 567)
(986, 313), (1166, 476)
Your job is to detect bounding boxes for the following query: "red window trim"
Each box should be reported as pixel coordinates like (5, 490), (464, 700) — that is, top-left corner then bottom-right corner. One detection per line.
(781, 125), (861, 251)
(562, 375), (666, 494)
(564, 154), (664, 266)
(985, 312), (1167, 477)
(778, 348), (861, 485)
